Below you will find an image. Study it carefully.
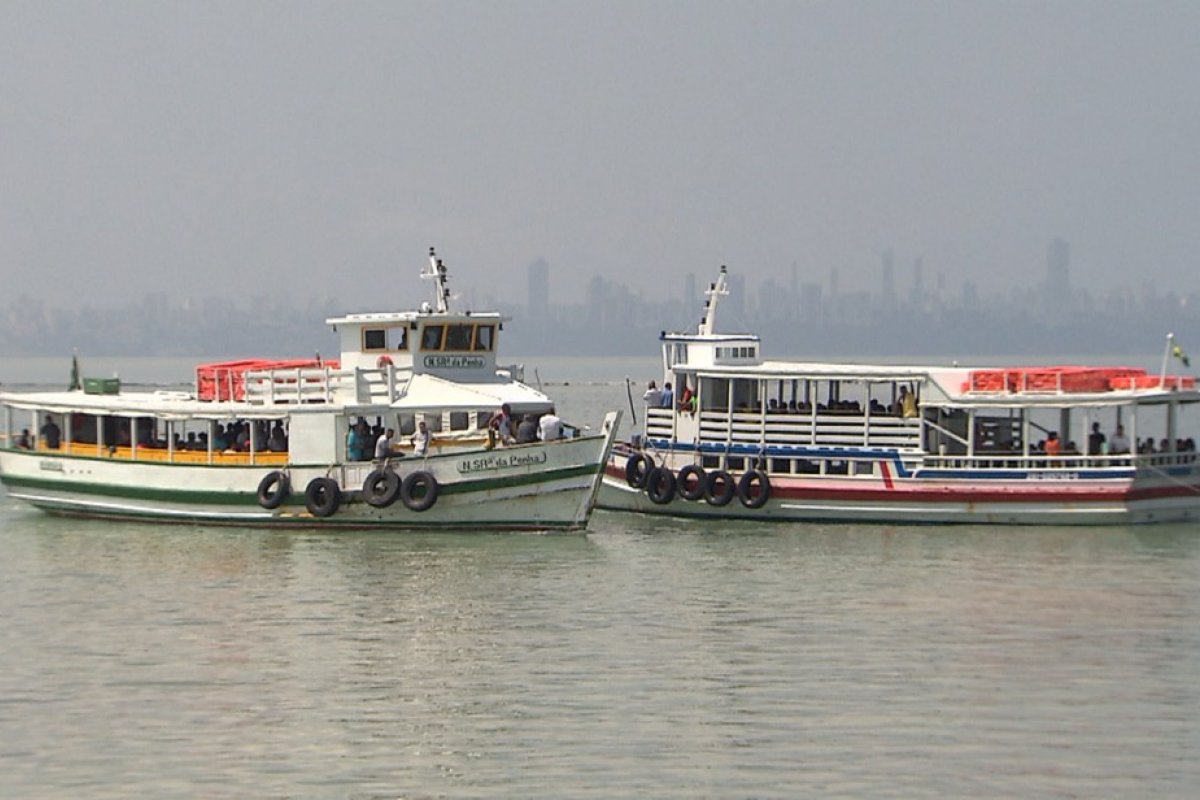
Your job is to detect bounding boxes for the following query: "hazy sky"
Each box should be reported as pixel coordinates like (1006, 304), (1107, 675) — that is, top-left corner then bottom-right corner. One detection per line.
(2, 1), (1198, 311)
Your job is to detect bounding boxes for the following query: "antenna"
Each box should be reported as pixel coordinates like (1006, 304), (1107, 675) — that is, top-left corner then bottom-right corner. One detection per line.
(698, 265), (729, 336)
(422, 247), (452, 313)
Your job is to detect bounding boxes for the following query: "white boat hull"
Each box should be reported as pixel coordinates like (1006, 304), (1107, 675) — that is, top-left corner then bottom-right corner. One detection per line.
(598, 455), (1200, 526)
(0, 420), (619, 531)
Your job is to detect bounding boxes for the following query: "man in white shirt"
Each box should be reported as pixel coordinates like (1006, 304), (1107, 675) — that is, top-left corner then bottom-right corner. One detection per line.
(642, 381), (662, 407)
(538, 407), (564, 441)
(374, 427), (396, 460)
(1109, 424), (1130, 455)
(411, 420), (431, 457)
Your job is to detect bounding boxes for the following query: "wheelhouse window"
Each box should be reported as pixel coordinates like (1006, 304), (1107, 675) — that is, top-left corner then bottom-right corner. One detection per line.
(473, 325), (495, 352)
(420, 325), (445, 351)
(445, 324), (473, 351)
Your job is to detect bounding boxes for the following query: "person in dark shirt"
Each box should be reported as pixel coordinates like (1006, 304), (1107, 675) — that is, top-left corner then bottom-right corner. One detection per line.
(40, 415), (61, 449)
(516, 414), (538, 444)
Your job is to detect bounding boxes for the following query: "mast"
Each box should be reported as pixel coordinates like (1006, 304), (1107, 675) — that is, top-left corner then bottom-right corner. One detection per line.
(422, 246), (453, 314)
(697, 265), (729, 336)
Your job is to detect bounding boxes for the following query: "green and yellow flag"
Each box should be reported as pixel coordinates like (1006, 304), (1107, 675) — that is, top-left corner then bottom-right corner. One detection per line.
(1173, 343), (1191, 368)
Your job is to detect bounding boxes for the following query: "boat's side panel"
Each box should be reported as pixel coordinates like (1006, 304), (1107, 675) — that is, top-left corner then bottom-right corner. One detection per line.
(0, 434), (610, 530)
(598, 456), (1200, 526)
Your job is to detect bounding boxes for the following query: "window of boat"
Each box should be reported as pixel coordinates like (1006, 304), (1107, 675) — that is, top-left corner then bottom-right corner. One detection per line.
(449, 411), (470, 431)
(476, 411), (491, 430)
(397, 413), (416, 436)
(420, 325), (445, 351)
(700, 377), (729, 412)
(473, 325), (495, 352)
(363, 328), (387, 351)
(423, 412), (443, 433)
(445, 324), (473, 351)
(731, 379), (758, 412)
(393, 327), (408, 351)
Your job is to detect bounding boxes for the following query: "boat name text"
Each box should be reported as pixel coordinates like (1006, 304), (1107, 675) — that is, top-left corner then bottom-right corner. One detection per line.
(38, 460), (64, 473)
(424, 355), (486, 369)
(459, 451), (549, 473)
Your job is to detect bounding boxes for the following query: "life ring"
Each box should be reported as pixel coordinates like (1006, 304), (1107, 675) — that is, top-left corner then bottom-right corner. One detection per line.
(304, 476), (341, 518)
(401, 470), (439, 512)
(676, 465), (707, 502)
(256, 470), (290, 509)
(738, 469), (771, 509)
(363, 468), (401, 508)
(645, 466), (677, 505)
(376, 354), (394, 368)
(704, 469), (736, 506)
(625, 453), (651, 488)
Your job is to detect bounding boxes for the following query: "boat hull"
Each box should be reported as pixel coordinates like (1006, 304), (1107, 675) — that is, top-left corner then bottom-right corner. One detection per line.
(0, 427), (618, 531)
(598, 458), (1200, 526)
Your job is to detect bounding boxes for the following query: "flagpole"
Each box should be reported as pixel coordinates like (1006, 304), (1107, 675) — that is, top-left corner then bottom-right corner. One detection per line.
(1159, 332), (1174, 388)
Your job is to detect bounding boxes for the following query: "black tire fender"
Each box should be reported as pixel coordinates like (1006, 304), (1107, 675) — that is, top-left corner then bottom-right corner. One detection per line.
(676, 465), (707, 502)
(256, 470), (290, 510)
(705, 469), (736, 507)
(738, 469), (771, 509)
(645, 466), (677, 505)
(304, 476), (341, 518)
(401, 470), (439, 512)
(625, 453), (651, 489)
(363, 468), (401, 508)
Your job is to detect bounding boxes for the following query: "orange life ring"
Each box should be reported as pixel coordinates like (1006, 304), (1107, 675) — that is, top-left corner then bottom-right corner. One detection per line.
(376, 354), (394, 368)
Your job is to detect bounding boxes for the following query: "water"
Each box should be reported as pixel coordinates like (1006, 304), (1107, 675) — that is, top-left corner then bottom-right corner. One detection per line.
(2, 359), (1199, 797)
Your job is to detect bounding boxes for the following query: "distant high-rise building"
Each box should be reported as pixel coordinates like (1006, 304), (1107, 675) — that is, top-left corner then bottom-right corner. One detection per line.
(1046, 237), (1070, 299)
(527, 258), (549, 318)
(881, 248), (896, 309)
(909, 257), (924, 307)
(684, 273), (697, 313)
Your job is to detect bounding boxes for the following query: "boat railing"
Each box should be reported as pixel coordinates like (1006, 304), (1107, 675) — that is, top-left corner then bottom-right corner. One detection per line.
(241, 365), (416, 405)
(647, 408), (921, 450)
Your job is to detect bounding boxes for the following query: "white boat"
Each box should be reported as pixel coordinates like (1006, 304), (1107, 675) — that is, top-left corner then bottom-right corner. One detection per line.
(599, 266), (1200, 525)
(0, 249), (620, 531)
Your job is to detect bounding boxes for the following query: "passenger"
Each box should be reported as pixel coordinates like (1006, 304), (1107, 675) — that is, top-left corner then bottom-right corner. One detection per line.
(347, 421), (365, 461)
(213, 424), (229, 451)
(185, 432), (199, 450)
(15, 428), (31, 449)
(1109, 425), (1130, 455)
(1044, 431), (1062, 459)
(198, 432), (209, 451)
(679, 385), (694, 413)
(768, 398), (779, 413)
(660, 382), (674, 408)
(411, 420), (431, 457)
(1087, 422), (1106, 456)
(538, 406), (564, 441)
(268, 424), (287, 452)
(488, 404), (515, 446)
(516, 414), (538, 444)
(898, 386), (918, 418)
(374, 427), (396, 460)
(40, 415), (61, 449)
(642, 381), (662, 407)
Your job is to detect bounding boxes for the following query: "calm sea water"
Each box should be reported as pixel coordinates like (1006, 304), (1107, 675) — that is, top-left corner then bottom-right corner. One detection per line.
(2, 357), (1199, 798)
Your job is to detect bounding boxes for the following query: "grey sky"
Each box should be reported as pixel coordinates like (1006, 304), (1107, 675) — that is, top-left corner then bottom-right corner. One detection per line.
(2, 1), (1198, 311)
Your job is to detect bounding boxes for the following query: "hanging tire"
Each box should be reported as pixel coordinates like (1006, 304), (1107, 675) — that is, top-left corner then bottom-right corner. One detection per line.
(304, 476), (341, 518)
(645, 466), (677, 505)
(738, 469), (771, 509)
(363, 468), (401, 508)
(625, 453), (651, 488)
(676, 465), (706, 501)
(401, 470), (439, 512)
(705, 469), (736, 506)
(256, 470), (290, 509)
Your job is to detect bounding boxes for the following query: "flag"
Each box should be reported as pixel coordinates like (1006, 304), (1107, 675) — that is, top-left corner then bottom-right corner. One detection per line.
(1173, 343), (1191, 368)
(69, 353), (81, 391)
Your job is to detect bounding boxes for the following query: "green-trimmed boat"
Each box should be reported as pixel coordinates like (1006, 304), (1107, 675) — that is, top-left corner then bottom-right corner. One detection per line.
(0, 249), (620, 531)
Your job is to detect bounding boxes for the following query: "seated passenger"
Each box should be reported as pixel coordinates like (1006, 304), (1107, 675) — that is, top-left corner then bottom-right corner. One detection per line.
(40, 415), (61, 449)
(268, 426), (287, 452)
(15, 428), (31, 449)
(516, 414), (538, 444)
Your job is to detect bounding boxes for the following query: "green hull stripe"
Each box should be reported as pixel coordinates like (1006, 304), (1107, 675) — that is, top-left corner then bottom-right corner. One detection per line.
(0, 463), (601, 507)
